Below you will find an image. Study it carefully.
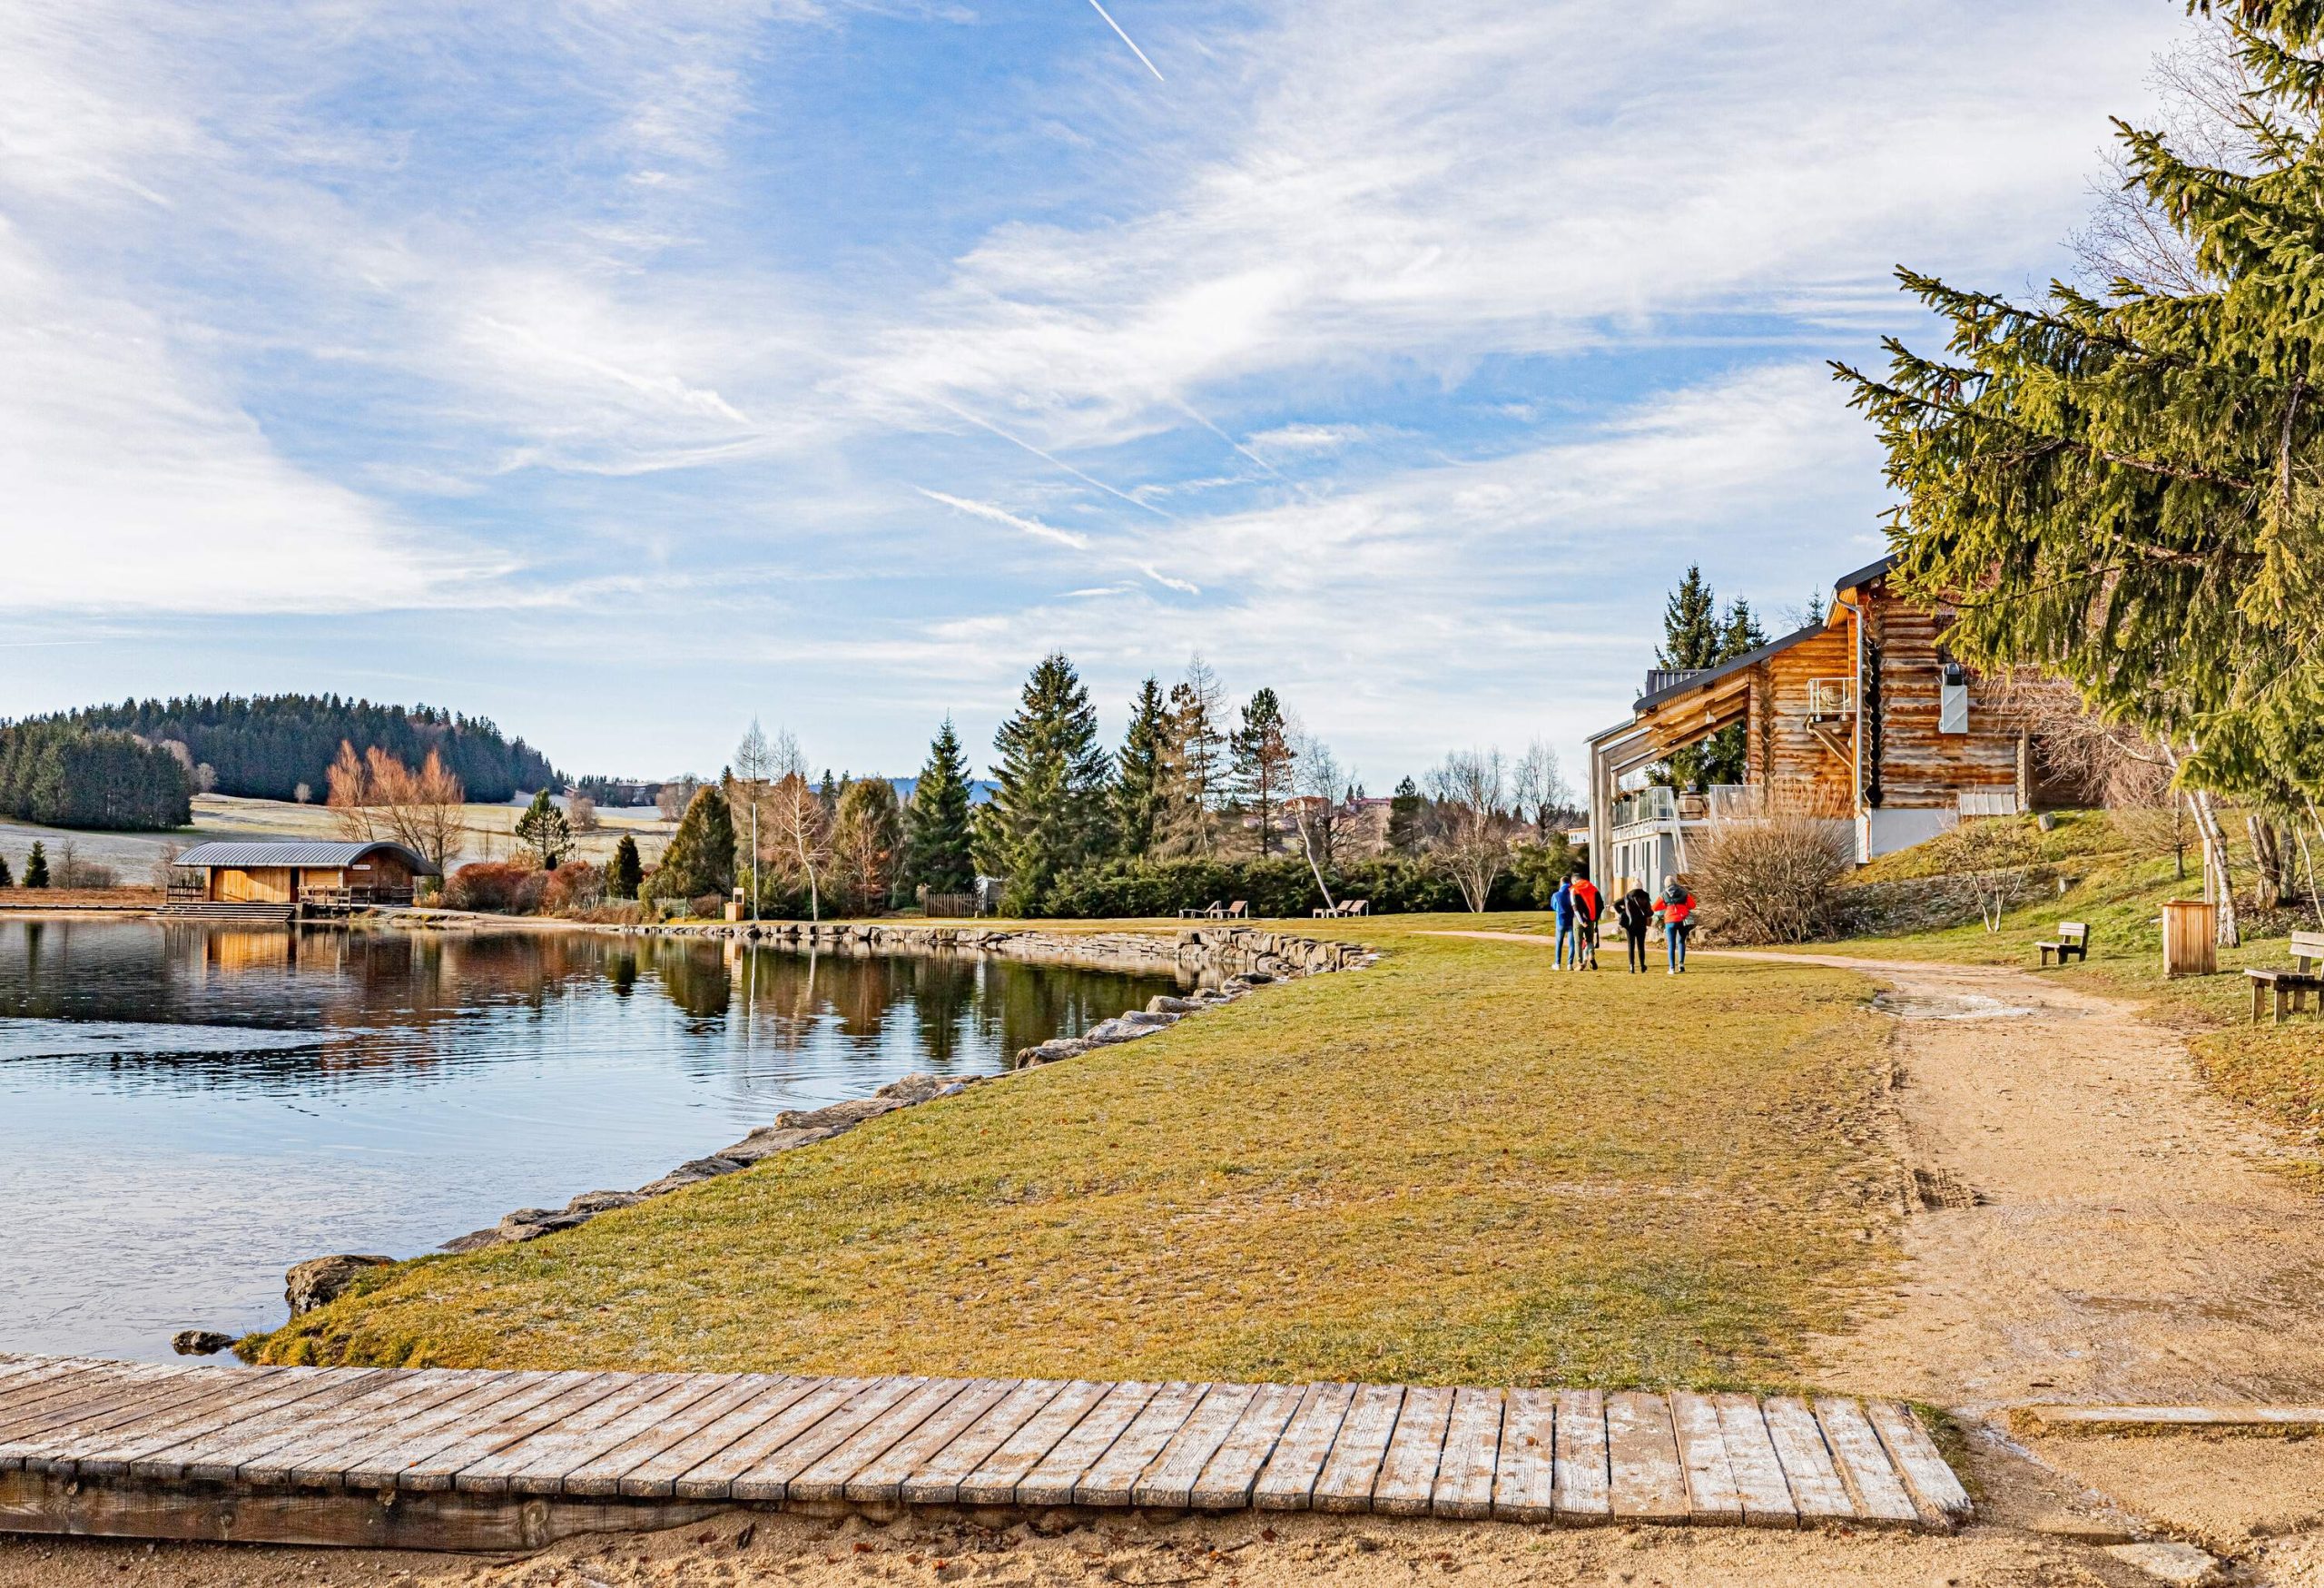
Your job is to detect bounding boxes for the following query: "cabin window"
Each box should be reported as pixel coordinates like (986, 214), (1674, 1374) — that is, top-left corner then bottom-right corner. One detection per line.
(1939, 662), (1968, 735)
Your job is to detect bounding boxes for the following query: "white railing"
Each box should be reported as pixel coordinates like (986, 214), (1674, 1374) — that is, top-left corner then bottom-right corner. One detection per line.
(1806, 677), (1856, 719)
(1957, 789), (2022, 818)
(1613, 786), (1678, 828)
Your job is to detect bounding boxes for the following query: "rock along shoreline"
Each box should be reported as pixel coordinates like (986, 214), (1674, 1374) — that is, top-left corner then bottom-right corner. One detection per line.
(246, 923), (1375, 1341)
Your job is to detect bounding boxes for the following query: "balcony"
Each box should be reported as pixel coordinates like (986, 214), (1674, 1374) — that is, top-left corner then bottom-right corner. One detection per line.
(1806, 677), (1856, 721)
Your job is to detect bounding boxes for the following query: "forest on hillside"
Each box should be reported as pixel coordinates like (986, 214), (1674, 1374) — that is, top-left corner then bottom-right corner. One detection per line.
(29, 696), (560, 805)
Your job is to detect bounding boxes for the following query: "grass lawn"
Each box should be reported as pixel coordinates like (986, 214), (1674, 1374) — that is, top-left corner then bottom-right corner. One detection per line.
(253, 918), (1903, 1389)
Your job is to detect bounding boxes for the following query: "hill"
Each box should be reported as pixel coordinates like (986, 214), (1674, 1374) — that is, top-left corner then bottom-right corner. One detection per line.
(34, 695), (560, 805)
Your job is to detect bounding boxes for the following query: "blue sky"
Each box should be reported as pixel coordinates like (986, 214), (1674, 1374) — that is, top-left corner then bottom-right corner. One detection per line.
(4, 0), (2192, 791)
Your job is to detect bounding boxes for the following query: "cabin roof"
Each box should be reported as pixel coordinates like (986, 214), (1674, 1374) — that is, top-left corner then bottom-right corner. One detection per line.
(172, 840), (437, 875)
(1631, 621), (1827, 711)
(1833, 553), (1896, 597)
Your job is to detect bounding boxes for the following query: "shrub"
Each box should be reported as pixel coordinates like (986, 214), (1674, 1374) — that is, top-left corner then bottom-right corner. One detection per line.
(541, 861), (605, 914)
(1036, 854), (1504, 918)
(444, 860), (547, 914)
(1691, 815), (1854, 944)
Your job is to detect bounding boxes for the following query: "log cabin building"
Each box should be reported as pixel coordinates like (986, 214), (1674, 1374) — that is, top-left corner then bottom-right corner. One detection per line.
(164, 840), (432, 920)
(1586, 555), (2061, 898)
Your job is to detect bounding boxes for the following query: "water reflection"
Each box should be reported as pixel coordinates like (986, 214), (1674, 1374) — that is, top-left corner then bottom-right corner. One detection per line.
(0, 921), (1183, 1361)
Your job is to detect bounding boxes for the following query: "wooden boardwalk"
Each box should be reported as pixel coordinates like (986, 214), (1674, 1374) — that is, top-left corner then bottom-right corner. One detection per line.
(0, 1356), (1969, 1553)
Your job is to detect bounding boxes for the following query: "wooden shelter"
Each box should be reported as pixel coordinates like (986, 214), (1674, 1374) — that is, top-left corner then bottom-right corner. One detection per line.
(165, 840), (433, 917)
(1587, 556), (2039, 896)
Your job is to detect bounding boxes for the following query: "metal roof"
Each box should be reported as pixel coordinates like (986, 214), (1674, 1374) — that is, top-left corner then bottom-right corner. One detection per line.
(1832, 553), (1896, 595)
(172, 840), (437, 875)
(1631, 621), (1827, 712)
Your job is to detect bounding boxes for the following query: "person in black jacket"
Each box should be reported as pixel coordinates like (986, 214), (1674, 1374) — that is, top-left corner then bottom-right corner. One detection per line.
(1613, 885), (1655, 973)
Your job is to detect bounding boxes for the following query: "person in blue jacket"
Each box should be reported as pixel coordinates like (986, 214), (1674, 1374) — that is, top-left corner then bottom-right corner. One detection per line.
(1552, 875), (1578, 969)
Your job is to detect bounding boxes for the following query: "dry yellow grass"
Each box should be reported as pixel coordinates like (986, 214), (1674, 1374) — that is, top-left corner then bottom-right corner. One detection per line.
(254, 921), (1903, 1387)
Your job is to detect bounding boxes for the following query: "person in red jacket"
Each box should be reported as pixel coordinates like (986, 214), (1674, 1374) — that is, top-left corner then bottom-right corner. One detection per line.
(1567, 871), (1603, 970)
(1656, 876), (1698, 974)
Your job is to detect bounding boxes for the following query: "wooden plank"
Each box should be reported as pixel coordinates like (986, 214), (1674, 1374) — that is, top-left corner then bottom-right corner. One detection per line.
(842, 1380), (1019, 1504)
(0, 1360), (104, 1413)
(1310, 1385), (1403, 1514)
(399, 1374), (635, 1493)
(9, 1370), (262, 1472)
(95, 1375), (360, 1481)
(1604, 1392), (1688, 1524)
(1015, 1382), (1157, 1508)
(1251, 1383), (1354, 1512)
(0, 1365), (169, 1443)
(788, 1379), (974, 1504)
(453, 1374), (701, 1494)
(346, 1373), (608, 1491)
(667, 1378), (869, 1502)
(1074, 1382), (1206, 1507)
(729, 1378), (928, 1504)
(619, 1377), (821, 1499)
(1668, 1392), (1743, 1524)
(1813, 1398), (1918, 1526)
(1551, 1389), (1610, 1523)
(1188, 1384), (1305, 1510)
(239, 1373), (478, 1486)
(1759, 1396), (1852, 1521)
(1429, 1387), (1503, 1520)
(1371, 1386), (1453, 1516)
(1489, 1388), (1554, 1523)
(1133, 1384), (1258, 1509)
(898, 1381), (1068, 1506)
(958, 1380), (1112, 1506)
(559, 1374), (783, 1499)
(1864, 1402), (1971, 1526)
(162, 1373), (404, 1484)
(1709, 1394), (1797, 1529)
(279, 1372), (527, 1488)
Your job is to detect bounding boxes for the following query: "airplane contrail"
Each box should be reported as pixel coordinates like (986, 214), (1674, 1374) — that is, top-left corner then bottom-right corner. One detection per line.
(1084, 0), (1165, 81)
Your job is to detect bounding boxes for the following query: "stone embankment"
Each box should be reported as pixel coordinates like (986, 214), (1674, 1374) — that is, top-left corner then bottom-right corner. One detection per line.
(246, 926), (1373, 1350)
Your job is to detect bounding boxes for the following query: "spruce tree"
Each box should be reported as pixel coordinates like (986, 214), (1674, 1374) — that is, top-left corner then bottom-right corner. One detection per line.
(1113, 678), (1167, 860)
(609, 833), (644, 900)
(24, 842), (48, 890)
(903, 718), (977, 894)
(1835, 0), (2324, 941)
(653, 784), (736, 902)
(976, 654), (1114, 913)
(1387, 776), (1423, 854)
(0, 854), (13, 888)
(514, 788), (573, 870)
(1231, 687), (1295, 856)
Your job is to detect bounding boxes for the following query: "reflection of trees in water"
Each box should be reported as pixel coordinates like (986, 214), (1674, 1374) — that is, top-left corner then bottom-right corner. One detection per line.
(1, 921), (1187, 1093)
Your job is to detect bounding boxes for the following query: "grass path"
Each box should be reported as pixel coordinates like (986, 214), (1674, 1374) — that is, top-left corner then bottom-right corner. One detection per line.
(255, 920), (1904, 1389)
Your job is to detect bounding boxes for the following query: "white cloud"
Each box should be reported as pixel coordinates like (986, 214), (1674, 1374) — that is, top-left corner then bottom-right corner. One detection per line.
(1246, 422), (1371, 456)
(916, 488), (1093, 549)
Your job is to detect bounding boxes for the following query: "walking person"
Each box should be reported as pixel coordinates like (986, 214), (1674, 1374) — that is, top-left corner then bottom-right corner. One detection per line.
(1614, 883), (1654, 973)
(1657, 875), (1698, 974)
(1568, 870), (1603, 970)
(1551, 874), (1578, 970)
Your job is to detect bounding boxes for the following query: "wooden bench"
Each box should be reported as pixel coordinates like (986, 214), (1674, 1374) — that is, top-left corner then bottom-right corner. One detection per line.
(2248, 931), (2324, 1024)
(1223, 900), (1249, 920)
(1177, 902), (1224, 919)
(2036, 922), (2090, 968)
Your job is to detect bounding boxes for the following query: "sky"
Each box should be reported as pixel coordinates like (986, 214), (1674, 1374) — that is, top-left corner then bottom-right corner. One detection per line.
(2, 0), (2198, 793)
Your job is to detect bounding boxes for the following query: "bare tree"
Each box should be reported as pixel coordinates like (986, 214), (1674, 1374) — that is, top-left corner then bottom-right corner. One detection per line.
(733, 719), (773, 919)
(655, 777), (703, 823)
(325, 741), (379, 841)
(1290, 732), (1345, 911)
(1512, 739), (1574, 838)
(566, 792), (600, 833)
(321, 741), (466, 872)
(1426, 749), (1517, 912)
(764, 730), (829, 922)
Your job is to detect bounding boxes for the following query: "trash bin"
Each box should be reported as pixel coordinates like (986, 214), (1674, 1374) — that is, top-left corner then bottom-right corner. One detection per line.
(2161, 900), (2218, 978)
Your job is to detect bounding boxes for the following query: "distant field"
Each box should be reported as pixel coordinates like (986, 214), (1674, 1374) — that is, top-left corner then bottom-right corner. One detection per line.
(0, 794), (669, 882)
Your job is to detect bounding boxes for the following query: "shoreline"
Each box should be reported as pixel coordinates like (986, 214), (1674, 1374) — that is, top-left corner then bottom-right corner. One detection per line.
(238, 922), (1376, 1356)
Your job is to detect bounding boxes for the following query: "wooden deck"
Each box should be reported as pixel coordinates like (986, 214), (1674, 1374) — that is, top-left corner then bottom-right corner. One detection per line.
(0, 1356), (1969, 1553)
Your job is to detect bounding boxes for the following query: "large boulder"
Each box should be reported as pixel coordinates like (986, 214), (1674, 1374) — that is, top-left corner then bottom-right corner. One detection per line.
(171, 1329), (235, 1356)
(284, 1254), (393, 1316)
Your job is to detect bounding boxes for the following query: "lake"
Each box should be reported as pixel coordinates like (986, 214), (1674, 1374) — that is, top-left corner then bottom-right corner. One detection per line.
(0, 918), (1186, 1362)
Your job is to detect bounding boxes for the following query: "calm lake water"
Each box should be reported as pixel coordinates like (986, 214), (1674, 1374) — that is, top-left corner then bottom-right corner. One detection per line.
(0, 919), (1185, 1362)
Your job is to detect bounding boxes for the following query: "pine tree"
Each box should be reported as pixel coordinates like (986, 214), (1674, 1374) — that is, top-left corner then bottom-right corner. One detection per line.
(652, 784), (736, 902)
(1231, 687), (1295, 856)
(903, 718), (977, 895)
(832, 777), (905, 913)
(24, 842), (48, 890)
(1387, 776), (1424, 854)
(1653, 566), (1726, 791)
(1113, 678), (1167, 860)
(0, 854), (13, 888)
(609, 833), (644, 901)
(514, 788), (573, 870)
(1834, 0), (2324, 943)
(976, 654), (1114, 913)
